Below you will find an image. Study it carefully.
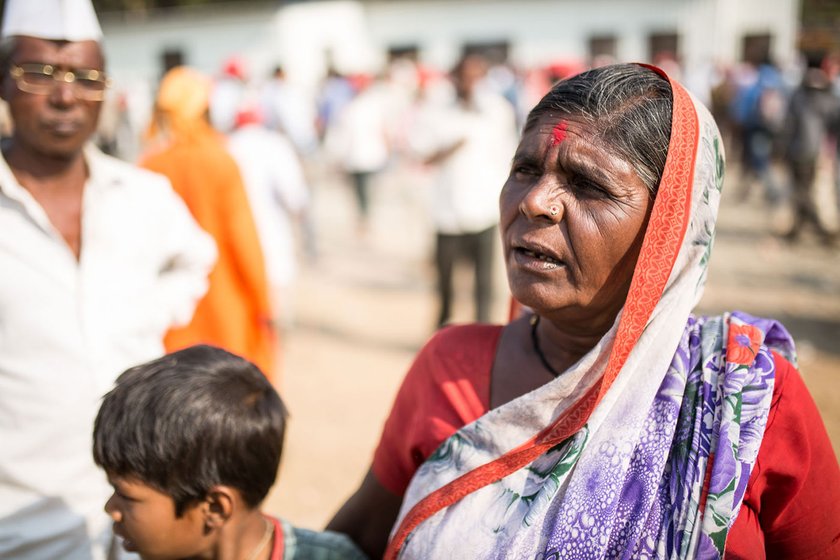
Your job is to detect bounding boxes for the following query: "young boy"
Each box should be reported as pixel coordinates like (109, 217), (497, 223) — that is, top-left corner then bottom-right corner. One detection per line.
(93, 345), (367, 560)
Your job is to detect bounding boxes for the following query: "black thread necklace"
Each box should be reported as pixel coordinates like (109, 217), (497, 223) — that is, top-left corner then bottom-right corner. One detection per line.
(530, 314), (563, 378)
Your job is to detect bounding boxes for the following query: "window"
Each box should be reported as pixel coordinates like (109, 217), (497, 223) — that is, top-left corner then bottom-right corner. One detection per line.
(648, 32), (679, 64)
(589, 35), (617, 64)
(462, 41), (510, 66)
(742, 34), (773, 65)
(388, 45), (419, 63)
(161, 48), (184, 77)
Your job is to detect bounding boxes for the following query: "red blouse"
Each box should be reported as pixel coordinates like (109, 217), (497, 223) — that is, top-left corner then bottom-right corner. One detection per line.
(373, 324), (840, 559)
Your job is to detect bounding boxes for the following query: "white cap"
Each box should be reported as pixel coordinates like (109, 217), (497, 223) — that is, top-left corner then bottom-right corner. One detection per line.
(1, 0), (103, 42)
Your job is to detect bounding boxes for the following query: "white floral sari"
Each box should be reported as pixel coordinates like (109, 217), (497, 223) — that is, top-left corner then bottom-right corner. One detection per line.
(385, 67), (796, 560)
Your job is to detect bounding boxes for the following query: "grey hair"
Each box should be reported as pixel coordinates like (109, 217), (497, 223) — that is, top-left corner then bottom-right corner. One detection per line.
(524, 63), (672, 197)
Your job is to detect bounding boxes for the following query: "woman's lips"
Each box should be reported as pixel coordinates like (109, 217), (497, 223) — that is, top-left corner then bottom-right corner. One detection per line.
(513, 246), (564, 270)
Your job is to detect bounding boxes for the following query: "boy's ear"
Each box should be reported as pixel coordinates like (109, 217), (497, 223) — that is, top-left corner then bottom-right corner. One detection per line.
(202, 486), (236, 530)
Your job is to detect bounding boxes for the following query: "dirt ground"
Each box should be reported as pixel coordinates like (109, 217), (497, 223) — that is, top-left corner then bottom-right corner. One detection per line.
(262, 161), (840, 531)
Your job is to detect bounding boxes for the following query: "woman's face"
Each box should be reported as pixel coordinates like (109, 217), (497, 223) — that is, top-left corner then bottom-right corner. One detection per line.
(500, 113), (655, 328)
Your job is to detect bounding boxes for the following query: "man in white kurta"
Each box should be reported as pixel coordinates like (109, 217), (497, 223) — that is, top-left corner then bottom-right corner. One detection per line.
(410, 55), (518, 326)
(0, 1), (216, 558)
(227, 113), (310, 326)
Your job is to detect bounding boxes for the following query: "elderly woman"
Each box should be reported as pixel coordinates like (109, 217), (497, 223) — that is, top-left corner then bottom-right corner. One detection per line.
(328, 64), (840, 559)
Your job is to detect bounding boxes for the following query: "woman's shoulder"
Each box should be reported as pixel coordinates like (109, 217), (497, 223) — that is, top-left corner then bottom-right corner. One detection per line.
(371, 325), (502, 496)
(400, 323), (503, 409)
(763, 350), (830, 449)
(738, 350), (840, 559)
(418, 324), (503, 374)
(767, 350), (795, 404)
(427, 323), (504, 350)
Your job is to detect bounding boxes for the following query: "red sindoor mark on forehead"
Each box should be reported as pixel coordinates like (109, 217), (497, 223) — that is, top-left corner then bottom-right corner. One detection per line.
(550, 120), (568, 147)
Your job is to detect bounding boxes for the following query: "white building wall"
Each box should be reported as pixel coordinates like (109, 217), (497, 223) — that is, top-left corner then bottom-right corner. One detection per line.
(100, 5), (278, 83)
(364, 0), (687, 68)
(733, 0), (800, 65)
(98, 0), (800, 97)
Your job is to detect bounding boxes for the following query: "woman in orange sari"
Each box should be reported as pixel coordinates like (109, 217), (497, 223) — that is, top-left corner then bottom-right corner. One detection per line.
(141, 67), (275, 379)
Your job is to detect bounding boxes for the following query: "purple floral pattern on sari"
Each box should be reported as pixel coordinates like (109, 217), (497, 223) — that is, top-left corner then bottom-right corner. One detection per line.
(407, 312), (794, 559)
(579, 311), (794, 559)
(521, 312), (794, 559)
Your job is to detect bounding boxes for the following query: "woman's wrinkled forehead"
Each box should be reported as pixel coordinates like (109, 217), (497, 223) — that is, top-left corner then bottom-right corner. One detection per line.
(514, 113), (645, 196)
(524, 113), (599, 148)
(526, 107), (597, 135)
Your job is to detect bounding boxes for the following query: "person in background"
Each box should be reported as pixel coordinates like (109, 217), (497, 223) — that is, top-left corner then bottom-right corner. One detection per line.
(409, 54), (518, 327)
(262, 65), (321, 262)
(228, 104), (310, 336)
(0, 0), (215, 557)
(316, 65), (354, 142)
(825, 51), (840, 219)
(781, 58), (840, 245)
(209, 54), (248, 135)
(142, 66), (276, 380)
(708, 63), (740, 155)
(323, 73), (390, 235)
(94, 345), (368, 560)
(261, 64), (319, 158)
(730, 59), (787, 205)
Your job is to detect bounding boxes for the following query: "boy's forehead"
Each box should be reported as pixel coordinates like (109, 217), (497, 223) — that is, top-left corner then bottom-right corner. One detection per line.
(106, 471), (127, 485)
(106, 471), (143, 488)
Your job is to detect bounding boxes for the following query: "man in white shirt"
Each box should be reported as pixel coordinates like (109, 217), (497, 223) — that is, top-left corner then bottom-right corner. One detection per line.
(411, 54), (518, 326)
(323, 75), (391, 235)
(228, 106), (310, 329)
(261, 64), (319, 157)
(0, 1), (216, 558)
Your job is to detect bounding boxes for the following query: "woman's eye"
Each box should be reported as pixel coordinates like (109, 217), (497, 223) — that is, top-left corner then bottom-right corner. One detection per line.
(573, 177), (608, 197)
(512, 165), (538, 178)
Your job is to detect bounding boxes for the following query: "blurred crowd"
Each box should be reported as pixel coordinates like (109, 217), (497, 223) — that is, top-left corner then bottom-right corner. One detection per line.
(86, 49), (840, 243)
(64, 49), (840, 367)
(2, 40), (839, 377)
(707, 52), (840, 244)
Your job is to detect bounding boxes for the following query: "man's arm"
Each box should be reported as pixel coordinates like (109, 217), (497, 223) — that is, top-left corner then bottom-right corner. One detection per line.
(154, 178), (217, 330)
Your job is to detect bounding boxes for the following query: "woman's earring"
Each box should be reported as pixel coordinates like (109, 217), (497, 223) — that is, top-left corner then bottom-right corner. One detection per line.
(550, 205), (559, 216)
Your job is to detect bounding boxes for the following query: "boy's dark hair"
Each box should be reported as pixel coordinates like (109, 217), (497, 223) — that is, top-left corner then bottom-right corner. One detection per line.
(93, 345), (288, 516)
